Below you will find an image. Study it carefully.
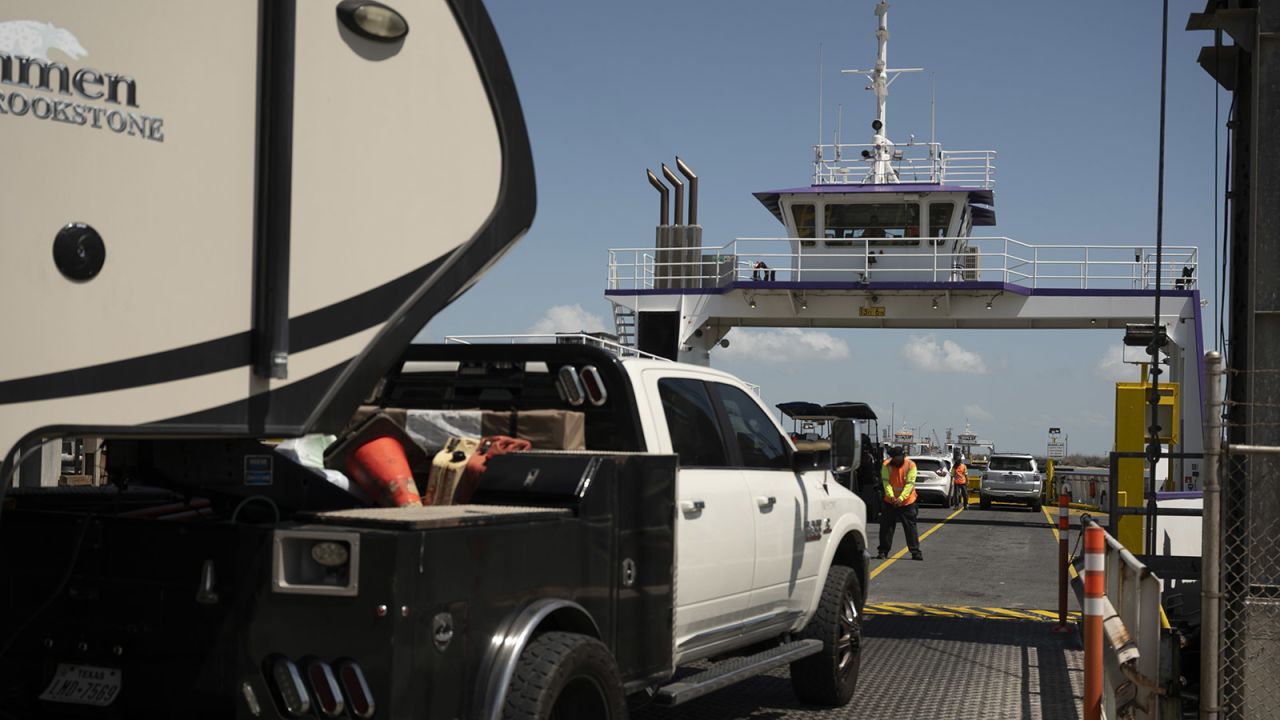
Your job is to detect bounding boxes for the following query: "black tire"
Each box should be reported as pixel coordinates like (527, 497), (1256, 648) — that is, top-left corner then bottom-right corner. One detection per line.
(790, 565), (862, 707)
(980, 494), (991, 510)
(503, 631), (627, 720)
(1030, 499), (1043, 512)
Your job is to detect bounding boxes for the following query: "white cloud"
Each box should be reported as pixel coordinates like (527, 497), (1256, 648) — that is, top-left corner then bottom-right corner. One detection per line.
(1096, 345), (1133, 382)
(529, 304), (608, 336)
(900, 335), (987, 374)
(964, 404), (994, 422)
(719, 328), (851, 364)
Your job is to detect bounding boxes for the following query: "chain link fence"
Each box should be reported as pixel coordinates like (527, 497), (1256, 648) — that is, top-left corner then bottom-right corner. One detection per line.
(1218, 447), (1280, 717)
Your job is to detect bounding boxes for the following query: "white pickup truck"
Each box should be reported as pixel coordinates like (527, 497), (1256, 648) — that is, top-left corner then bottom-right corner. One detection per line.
(2, 341), (869, 719)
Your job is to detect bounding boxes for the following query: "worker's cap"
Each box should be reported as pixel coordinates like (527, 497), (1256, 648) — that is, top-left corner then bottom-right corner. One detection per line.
(887, 446), (904, 459)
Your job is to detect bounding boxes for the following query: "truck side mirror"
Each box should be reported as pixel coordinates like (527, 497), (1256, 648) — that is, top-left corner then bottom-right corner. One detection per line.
(831, 420), (860, 473)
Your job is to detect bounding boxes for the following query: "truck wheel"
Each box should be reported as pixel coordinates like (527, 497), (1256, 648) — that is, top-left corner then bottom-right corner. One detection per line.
(504, 631), (627, 720)
(1030, 498), (1043, 512)
(790, 565), (862, 707)
(980, 495), (991, 510)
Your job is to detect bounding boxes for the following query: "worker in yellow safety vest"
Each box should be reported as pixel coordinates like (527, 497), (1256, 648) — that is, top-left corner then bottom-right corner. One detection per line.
(951, 454), (968, 509)
(876, 447), (923, 561)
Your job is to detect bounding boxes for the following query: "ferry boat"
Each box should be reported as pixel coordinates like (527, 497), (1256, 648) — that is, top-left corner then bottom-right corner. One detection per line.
(604, 0), (1206, 471)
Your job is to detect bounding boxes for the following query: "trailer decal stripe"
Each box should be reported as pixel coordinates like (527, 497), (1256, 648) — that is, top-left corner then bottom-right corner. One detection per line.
(0, 256), (444, 406)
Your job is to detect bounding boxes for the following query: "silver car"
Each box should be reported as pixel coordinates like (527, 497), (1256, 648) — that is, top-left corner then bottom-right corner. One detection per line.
(979, 453), (1043, 511)
(909, 456), (953, 507)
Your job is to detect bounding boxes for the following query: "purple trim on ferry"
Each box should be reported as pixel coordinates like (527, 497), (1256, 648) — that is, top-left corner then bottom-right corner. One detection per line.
(1155, 491), (1203, 501)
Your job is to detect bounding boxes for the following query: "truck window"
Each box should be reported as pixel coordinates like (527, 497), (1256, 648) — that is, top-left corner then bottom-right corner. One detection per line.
(658, 378), (730, 468)
(712, 384), (790, 469)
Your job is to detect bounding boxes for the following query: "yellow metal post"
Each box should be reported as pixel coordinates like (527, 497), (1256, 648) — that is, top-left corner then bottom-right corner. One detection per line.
(1114, 382), (1179, 553)
(1047, 459), (1055, 500)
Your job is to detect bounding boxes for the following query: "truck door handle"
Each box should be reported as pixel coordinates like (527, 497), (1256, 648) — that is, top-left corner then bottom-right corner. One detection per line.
(756, 496), (777, 509)
(680, 499), (706, 513)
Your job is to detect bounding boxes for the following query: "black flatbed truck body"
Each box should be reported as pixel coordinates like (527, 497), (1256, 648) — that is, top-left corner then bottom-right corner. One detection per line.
(0, 447), (676, 719)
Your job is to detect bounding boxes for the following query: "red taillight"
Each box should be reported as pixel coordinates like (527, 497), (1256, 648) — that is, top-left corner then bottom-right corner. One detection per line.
(579, 365), (608, 407)
(306, 660), (345, 718)
(337, 661), (375, 719)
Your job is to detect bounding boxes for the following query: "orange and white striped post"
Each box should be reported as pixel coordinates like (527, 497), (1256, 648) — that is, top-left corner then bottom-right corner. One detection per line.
(1053, 494), (1071, 633)
(1083, 523), (1105, 720)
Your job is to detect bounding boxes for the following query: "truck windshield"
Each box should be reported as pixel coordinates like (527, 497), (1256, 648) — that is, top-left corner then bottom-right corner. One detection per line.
(989, 457), (1033, 471)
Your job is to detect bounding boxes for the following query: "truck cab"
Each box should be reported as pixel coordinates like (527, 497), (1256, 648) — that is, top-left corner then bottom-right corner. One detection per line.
(626, 360), (867, 662)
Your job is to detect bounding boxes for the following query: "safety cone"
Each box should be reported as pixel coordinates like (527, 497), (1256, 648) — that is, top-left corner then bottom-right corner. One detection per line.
(345, 435), (422, 507)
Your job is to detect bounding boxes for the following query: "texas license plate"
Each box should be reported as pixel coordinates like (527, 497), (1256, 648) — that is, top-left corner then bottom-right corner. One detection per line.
(39, 664), (121, 707)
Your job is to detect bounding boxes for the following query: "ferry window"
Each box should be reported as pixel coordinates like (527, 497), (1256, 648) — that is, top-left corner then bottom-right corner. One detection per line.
(658, 378), (729, 468)
(824, 203), (920, 244)
(928, 203), (955, 243)
(711, 384), (790, 469)
(791, 204), (816, 239)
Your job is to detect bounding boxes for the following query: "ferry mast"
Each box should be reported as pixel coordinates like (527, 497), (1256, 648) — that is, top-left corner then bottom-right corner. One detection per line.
(842, 1), (922, 184)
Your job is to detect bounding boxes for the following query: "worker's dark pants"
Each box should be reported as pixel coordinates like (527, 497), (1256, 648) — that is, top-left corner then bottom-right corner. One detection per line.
(953, 483), (968, 508)
(878, 502), (920, 555)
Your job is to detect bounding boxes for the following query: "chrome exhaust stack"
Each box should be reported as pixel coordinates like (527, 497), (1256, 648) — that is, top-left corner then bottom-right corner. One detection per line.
(661, 163), (684, 226)
(676, 156), (698, 226)
(646, 169), (670, 226)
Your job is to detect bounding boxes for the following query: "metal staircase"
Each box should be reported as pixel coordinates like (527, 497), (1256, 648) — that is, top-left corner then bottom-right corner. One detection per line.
(612, 304), (636, 348)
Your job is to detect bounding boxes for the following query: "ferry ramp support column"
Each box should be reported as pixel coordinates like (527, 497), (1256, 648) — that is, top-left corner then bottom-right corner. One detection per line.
(1198, 0), (1280, 716)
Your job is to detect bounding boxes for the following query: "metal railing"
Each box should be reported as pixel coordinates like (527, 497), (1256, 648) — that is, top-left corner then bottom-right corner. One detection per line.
(443, 333), (764, 398)
(811, 142), (996, 188)
(607, 237), (1200, 292)
(1076, 515), (1174, 719)
(443, 333), (671, 362)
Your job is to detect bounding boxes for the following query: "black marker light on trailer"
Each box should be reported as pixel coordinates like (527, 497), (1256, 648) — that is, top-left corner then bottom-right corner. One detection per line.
(336, 0), (409, 42)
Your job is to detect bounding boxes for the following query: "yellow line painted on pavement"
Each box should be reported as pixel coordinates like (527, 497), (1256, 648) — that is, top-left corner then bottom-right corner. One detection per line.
(870, 504), (966, 580)
(1041, 505), (1079, 580)
(864, 601), (1082, 622)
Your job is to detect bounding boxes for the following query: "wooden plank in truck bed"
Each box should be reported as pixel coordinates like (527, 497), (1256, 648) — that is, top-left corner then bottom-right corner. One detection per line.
(306, 504), (570, 530)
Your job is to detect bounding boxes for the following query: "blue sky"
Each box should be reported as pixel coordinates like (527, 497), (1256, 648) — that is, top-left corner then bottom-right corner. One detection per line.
(421, 1), (1226, 455)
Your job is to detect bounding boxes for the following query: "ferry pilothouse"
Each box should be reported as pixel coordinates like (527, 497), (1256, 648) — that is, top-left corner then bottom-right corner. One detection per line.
(752, 1), (995, 287)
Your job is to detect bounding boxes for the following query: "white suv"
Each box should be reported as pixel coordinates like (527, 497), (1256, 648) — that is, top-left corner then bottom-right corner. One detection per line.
(979, 453), (1043, 511)
(909, 456), (953, 507)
